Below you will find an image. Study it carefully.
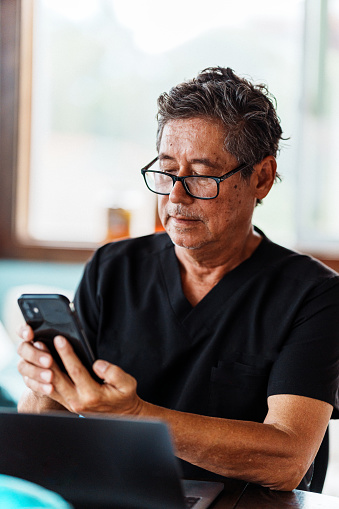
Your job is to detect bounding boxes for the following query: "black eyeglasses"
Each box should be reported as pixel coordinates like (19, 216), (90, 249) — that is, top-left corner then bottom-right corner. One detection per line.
(141, 157), (251, 200)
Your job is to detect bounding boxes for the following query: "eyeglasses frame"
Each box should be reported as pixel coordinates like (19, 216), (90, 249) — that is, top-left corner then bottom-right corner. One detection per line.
(141, 157), (252, 200)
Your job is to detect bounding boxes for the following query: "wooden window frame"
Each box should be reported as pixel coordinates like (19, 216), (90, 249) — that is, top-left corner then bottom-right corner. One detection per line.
(0, 0), (95, 262)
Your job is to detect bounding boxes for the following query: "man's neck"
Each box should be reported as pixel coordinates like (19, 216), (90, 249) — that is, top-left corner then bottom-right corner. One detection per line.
(174, 228), (262, 306)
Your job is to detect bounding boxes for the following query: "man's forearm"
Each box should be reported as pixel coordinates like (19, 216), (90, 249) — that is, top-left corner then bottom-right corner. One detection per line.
(17, 389), (67, 414)
(139, 401), (316, 491)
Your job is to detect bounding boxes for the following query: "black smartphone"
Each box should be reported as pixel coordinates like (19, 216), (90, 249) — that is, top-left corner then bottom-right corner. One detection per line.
(18, 293), (101, 383)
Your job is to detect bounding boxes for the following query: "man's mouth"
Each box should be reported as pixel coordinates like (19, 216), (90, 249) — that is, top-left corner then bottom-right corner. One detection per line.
(172, 215), (198, 220)
(168, 214), (201, 226)
(164, 205), (204, 227)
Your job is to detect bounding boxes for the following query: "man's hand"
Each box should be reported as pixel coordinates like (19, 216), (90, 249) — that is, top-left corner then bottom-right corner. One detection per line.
(17, 326), (144, 416)
(17, 325), (66, 413)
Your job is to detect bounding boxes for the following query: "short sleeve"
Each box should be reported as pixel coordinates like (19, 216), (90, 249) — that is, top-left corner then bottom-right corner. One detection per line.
(73, 250), (101, 355)
(268, 278), (339, 418)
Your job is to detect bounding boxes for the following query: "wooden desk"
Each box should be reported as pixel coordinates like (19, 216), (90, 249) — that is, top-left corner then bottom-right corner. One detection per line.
(213, 479), (339, 508)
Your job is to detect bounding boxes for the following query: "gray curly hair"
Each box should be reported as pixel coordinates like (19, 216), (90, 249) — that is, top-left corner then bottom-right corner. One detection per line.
(156, 67), (283, 180)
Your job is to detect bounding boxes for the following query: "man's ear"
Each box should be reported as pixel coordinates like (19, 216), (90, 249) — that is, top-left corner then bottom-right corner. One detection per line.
(252, 156), (277, 201)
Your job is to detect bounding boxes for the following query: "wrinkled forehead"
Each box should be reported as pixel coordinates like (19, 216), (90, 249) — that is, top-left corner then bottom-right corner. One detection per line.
(159, 117), (227, 147)
(157, 116), (228, 150)
(158, 117), (236, 165)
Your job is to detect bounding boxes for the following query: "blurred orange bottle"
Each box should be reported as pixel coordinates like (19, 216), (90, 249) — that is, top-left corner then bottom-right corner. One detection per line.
(105, 207), (131, 242)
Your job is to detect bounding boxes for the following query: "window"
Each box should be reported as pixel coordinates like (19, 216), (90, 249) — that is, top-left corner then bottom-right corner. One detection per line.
(293, 0), (339, 253)
(1, 0), (339, 268)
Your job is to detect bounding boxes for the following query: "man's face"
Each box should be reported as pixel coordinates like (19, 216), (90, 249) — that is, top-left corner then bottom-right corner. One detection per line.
(157, 117), (259, 253)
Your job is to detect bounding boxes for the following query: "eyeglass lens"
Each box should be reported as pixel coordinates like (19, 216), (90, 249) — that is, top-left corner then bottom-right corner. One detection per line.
(144, 171), (218, 198)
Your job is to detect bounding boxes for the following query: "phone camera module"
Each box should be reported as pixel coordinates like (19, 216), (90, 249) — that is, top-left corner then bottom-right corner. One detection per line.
(26, 309), (34, 320)
(21, 301), (43, 323)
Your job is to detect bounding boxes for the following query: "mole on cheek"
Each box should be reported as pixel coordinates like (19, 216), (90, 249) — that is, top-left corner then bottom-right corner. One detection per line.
(234, 185), (238, 189)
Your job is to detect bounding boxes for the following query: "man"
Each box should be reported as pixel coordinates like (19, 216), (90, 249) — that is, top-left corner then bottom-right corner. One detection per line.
(17, 67), (339, 492)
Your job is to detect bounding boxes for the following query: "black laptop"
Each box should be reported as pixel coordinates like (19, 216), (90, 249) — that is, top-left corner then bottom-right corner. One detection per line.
(0, 410), (223, 508)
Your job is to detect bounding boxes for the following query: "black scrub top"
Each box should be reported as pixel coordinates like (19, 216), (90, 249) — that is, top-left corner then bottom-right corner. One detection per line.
(74, 230), (339, 490)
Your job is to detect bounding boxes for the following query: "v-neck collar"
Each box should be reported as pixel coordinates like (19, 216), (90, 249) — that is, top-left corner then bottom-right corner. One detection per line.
(158, 229), (276, 335)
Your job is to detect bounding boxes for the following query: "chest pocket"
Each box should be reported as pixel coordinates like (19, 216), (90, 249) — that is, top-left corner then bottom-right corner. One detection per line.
(208, 360), (271, 422)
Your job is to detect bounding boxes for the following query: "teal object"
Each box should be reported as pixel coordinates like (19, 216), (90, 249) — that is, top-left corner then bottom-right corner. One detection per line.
(0, 260), (84, 324)
(0, 475), (72, 508)
(0, 387), (16, 408)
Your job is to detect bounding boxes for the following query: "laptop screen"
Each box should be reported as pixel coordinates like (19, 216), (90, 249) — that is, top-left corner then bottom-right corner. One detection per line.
(0, 411), (187, 509)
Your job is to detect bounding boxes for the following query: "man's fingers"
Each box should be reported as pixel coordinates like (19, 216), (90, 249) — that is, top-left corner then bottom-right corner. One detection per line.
(16, 335), (59, 401)
(93, 361), (137, 394)
(17, 325), (34, 342)
(53, 335), (95, 386)
(34, 341), (50, 353)
(91, 360), (142, 415)
(20, 337), (141, 416)
(18, 358), (53, 383)
(21, 373), (53, 396)
(17, 341), (53, 369)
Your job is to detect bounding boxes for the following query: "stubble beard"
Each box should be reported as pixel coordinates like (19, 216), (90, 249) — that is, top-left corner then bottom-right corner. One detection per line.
(163, 205), (211, 251)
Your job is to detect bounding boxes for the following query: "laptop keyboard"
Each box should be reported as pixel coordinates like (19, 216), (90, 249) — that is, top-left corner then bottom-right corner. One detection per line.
(185, 496), (202, 508)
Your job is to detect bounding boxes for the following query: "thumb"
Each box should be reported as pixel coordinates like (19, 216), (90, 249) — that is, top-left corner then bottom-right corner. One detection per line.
(93, 361), (136, 393)
(93, 360), (110, 379)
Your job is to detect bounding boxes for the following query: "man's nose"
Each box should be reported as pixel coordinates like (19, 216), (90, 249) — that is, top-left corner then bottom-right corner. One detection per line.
(169, 179), (193, 204)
